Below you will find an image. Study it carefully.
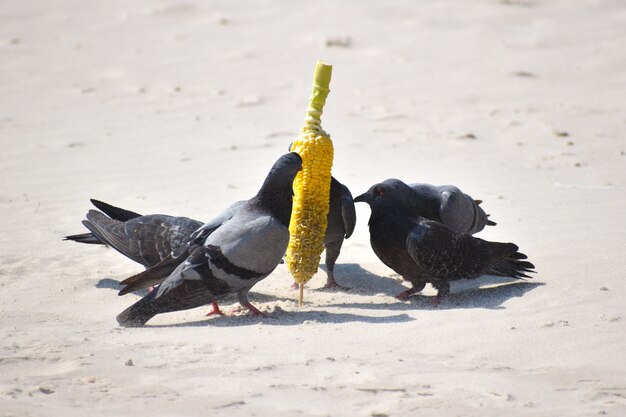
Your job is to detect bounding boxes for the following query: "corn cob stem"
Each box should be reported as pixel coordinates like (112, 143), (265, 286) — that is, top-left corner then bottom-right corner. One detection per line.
(302, 61), (332, 133)
(286, 61), (334, 306)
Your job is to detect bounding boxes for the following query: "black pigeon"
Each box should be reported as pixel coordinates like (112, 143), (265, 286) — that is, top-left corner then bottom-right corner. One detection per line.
(354, 182), (535, 300)
(382, 179), (495, 234)
(116, 152), (302, 327)
(321, 177), (356, 289)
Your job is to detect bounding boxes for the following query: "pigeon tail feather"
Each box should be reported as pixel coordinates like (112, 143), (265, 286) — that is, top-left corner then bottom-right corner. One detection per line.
(116, 290), (161, 327)
(90, 199), (142, 221)
(117, 279), (214, 327)
(63, 232), (103, 245)
(118, 255), (184, 295)
(489, 249), (536, 279)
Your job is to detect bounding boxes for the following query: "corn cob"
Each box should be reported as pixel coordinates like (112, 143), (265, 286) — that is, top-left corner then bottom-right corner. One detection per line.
(286, 61), (334, 305)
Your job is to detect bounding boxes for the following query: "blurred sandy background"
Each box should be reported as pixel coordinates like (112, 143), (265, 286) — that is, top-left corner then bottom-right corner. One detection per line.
(1, 1), (625, 416)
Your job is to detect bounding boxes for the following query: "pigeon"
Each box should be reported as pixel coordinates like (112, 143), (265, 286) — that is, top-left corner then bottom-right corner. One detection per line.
(66, 199), (203, 271)
(320, 177), (356, 289)
(66, 199), (223, 314)
(382, 178), (495, 235)
(113, 200), (247, 297)
(65, 199), (250, 316)
(354, 182), (535, 300)
(115, 152), (302, 327)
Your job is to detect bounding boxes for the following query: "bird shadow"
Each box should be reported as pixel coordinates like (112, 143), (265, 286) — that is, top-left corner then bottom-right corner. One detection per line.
(100, 268), (544, 329)
(315, 263), (408, 295)
(415, 280), (544, 310)
(329, 279), (545, 311)
(96, 278), (152, 297)
(147, 309), (415, 328)
(97, 277), (305, 304)
(95, 278), (123, 290)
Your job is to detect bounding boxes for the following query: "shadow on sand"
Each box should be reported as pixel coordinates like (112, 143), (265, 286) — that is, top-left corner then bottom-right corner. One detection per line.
(330, 281), (544, 311)
(149, 309), (416, 328)
(99, 262), (544, 328)
(318, 263), (544, 311)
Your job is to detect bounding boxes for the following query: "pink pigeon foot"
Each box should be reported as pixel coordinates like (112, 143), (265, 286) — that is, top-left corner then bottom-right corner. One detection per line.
(205, 301), (225, 316)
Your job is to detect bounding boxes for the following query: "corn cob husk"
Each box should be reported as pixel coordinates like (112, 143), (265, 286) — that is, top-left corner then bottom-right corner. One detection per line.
(286, 61), (334, 305)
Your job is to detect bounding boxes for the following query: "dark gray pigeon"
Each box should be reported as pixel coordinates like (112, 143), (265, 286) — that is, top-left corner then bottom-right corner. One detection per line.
(64, 199), (145, 245)
(66, 199), (203, 274)
(116, 152), (302, 327)
(354, 182), (535, 300)
(65, 200), (248, 305)
(382, 179), (495, 235)
(320, 177), (356, 289)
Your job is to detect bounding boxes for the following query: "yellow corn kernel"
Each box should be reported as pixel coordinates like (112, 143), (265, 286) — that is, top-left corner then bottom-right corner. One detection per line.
(285, 61), (334, 305)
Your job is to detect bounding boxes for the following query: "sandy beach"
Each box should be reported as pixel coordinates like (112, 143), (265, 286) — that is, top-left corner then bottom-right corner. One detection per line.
(1, 0), (625, 415)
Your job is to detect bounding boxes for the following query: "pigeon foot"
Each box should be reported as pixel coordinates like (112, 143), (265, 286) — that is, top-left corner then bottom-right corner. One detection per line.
(395, 288), (419, 300)
(321, 276), (350, 291)
(205, 301), (225, 316)
(227, 303), (269, 318)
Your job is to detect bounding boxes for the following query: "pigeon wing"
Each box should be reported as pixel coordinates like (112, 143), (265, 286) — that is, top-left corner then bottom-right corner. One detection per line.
(117, 254), (189, 295)
(406, 220), (502, 280)
(83, 210), (201, 267)
(438, 187), (492, 234)
(155, 245), (233, 299)
(90, 199), (142, 221)
(339, 183), (357, 239)
(187, 200), (247, 245)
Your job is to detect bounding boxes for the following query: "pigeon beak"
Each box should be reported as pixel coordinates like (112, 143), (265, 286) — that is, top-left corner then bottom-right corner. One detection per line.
(353, 193), (368, 203)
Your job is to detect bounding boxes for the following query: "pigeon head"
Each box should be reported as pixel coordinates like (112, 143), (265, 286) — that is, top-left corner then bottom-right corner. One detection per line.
(354, 182), (414, 216)
(381, 178), (414, 195)
(256, 152), (302, 226)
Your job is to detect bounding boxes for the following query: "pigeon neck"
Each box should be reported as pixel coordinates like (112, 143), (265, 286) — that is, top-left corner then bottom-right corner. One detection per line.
(369, 202), (414, 227)
(255, 184), (294, 228)
(411, 198), (441, 222)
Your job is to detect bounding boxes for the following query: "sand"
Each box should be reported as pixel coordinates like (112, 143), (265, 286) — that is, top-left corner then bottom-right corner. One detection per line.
(1, 0), (625, 415)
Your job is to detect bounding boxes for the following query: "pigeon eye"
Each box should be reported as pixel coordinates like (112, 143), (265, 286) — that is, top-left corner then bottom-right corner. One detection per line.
(375, 188), (385, 196)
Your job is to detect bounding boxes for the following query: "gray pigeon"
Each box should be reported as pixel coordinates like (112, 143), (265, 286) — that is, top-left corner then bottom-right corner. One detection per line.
(382, 179), (495, 235)
(354, 182), (535, 300)
(114, 200), (246, 297)
(116, 152), (302, 327)
(321, 177), (356, 289)
(68, 185), (356, 291)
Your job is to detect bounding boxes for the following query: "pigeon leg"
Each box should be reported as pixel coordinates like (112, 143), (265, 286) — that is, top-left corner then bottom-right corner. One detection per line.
(321, 242), (350, 290)
(237, 291), (268, 317)
(205, 301), (224, 316)
(395, 282), (426, 300)
(322, 268), (350, 290)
